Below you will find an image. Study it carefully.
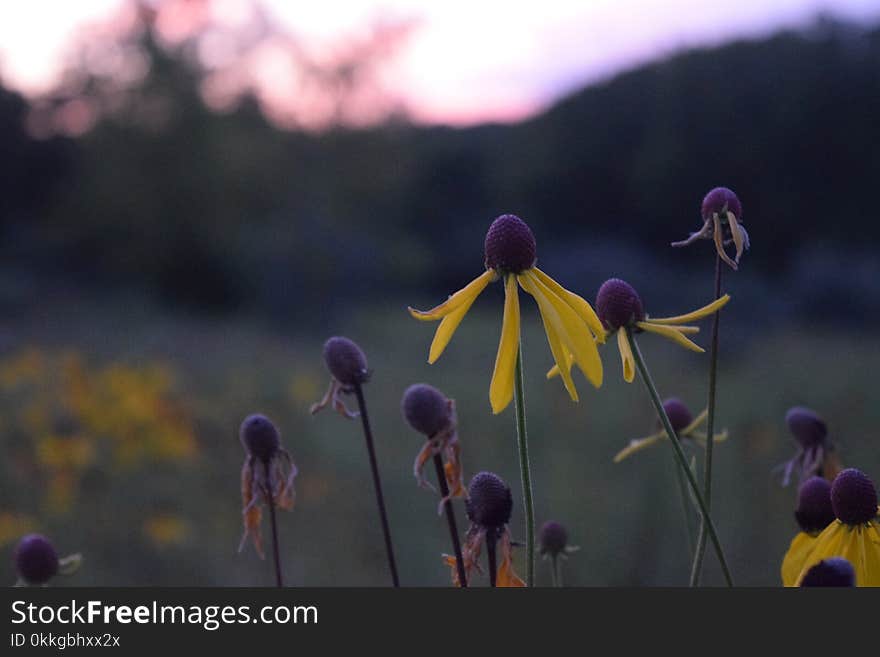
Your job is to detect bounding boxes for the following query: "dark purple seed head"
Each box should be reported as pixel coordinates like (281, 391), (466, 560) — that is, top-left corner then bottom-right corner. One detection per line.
(466, 471), (513, 528)
(831, 468), (878, 526)
(794, 476), (835, 533)
(662, 398), (693, 433)
(240, 414), (280, 462)
(401, 383), (453, 438)
(14, 534), (59, 585)
(595, 278), (645, 331)
(800, 557), (856, 587)
(539, 521), (568, 556)
(785, 407), (828, 448)
(701, 187), (742, 222)
(322, 336), (369, 386)
(484, 214), (537, 274)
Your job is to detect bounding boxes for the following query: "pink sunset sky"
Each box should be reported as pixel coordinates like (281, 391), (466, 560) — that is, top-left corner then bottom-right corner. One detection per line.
(0, 0), (878, 127)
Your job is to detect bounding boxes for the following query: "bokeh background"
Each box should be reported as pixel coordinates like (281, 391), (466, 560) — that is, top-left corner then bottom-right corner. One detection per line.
(1, 0), (879, 586)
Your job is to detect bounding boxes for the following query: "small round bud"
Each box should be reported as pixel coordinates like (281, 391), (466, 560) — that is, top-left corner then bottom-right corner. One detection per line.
(831, 468), (878, 526)
(15, 534), (59, 585)
(701, 187), (742, 222)
(466, 471), (513, 528)
(662, 398), (693, 433)
(401, 384), (453, 438)
(595, 278), (645, 331)
(539, 521), (568, 556)
(240, 414), (280, 462)
(322, 336), (369, 386)
(800, 557), (855, 587)
(794, 476), (835, 533)
(484, 214), (537, 274)
(785, 407), (828, 448)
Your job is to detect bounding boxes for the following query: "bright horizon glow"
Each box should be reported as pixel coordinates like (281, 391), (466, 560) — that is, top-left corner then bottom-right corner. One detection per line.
(1, 0), (878, 126)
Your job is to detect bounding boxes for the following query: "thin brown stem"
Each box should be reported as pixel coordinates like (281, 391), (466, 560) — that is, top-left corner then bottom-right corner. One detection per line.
(263, 459), (283, 588)
(433, 454), (467, 587)
(353, 382), (400, 587)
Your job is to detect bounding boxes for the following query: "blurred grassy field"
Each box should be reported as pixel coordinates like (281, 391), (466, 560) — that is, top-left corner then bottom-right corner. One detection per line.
(2, 291), (878, 587)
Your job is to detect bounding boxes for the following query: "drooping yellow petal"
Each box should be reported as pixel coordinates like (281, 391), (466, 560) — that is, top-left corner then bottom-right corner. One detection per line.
(428, 304), (469, 364)
(713, 214), (738, 270)
(794, 521), (849, 585)
(690, 430), (729, 445)
(637, 321), (705, 353)
(489, 274), (521, 414)
(727, 211), (745, 263)
(613, 428), (667, 463)
(531, 268), (606, 343)
(616, 328), (635, 383)
(519, 275), (579, 401)
(525, 270), (603, 388)
(781, 532), (818, 587)
(408, 270), (495, 321)
(646, 295), (731, 325)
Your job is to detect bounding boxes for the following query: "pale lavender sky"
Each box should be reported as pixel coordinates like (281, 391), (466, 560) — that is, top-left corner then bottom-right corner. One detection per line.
(0, 0), (878, 125)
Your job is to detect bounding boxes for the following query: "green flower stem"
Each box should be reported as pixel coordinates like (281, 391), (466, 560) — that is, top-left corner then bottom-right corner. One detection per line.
(626, 328), (734, 587)
(513, 341), (535, 587)
(550, 555), (563, 587)
(673, 455), (697, 558)
(690, 255), (723, 586)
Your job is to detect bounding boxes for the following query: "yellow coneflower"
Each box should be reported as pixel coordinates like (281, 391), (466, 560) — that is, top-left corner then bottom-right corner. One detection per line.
(548, 278), (729, 384)
(409, 214), (605, 414)
(613, 397), (728, 463)
(795, 468), (880, 586)
(672, 186), (749, 270)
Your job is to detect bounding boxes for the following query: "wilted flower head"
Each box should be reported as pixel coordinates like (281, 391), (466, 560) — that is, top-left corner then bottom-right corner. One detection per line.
(613, 397), (728, 463)
(793, 469), (880, 586)
(672, 186), (749, 270)
(781, 476), (836, 586)
(238, 414), (298, 558)
(800, 558), (856, 587)
(402, 383), (466, 504)
(410, 213), (606, 414)
(14, 534), (58, 585)
(776, 406), (841, 487)
(310, 337), (370, 419)
(551, 278), (729, 384)
(443, 472), (525, 587)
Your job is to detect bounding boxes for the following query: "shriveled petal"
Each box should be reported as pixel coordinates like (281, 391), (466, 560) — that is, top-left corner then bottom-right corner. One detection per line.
(413, 439), (439, 492)
(532, 268), (606, 343)
(727, 211), (746, 263)
(489, 274), (521, 414)
(613, 428), (667, 463)
(617, 328), (635, 383)
(690, 430), (729, 445)
(497, 531), (526, 587)
(524, 270), (603, 388)
(519, 275), (579, 401)
(712, 215), (739, 270)
(408, 270), (495, 321)
(637, 321), (705, 353)
(443, 439), (466, 499)
(781, 532), (818, 587)
(239, 460), (264, 558)
(647, 295), (731, 325)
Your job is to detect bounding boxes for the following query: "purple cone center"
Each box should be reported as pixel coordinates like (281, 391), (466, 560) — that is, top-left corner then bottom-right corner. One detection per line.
(831, 468), (878, 525)
(794, 476), (835, 533)
(15, 534), (59, 585)
(402, 383), (452, 437)
(596, 278), (645, 331)
(701, 187), (742, 222)
(484, 214), (537, 274)
(467, 471), (513, 528)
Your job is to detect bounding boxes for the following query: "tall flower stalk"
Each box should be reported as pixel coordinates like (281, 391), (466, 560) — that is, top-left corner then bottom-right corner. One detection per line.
(626, 328), (734, 586)
(311, 336), (399, 587)
(672, 186), (748, 585)
(409, 214), (607, 587)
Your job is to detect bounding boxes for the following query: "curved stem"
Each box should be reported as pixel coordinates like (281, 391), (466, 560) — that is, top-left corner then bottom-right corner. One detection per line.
(353, 383), (400, 587)
(626, 328), (734, 587)
(513, 342), (535, 587)
(263, 460), (283, 587)
(690, 255), (723, 586)
(433, 454), (467, 587)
